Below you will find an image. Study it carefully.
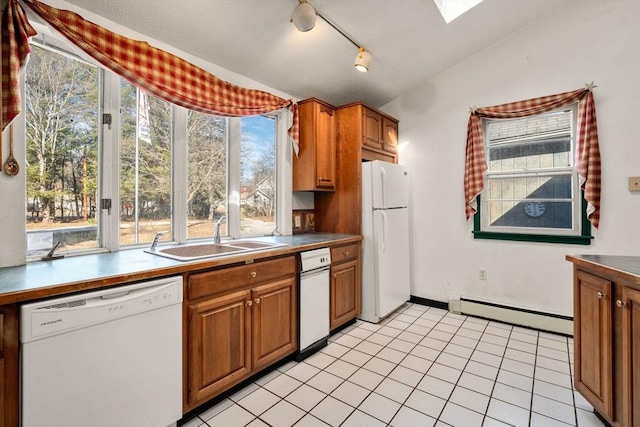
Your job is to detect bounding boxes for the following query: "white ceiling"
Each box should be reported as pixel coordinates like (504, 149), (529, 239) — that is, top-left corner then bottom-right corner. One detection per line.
(61, 0), (565, 109)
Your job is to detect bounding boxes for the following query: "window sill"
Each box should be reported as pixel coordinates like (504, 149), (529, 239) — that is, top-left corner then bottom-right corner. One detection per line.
(472, 231), (593, 245)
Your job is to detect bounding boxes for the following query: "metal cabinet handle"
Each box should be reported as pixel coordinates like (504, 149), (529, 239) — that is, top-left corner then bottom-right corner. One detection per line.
(246, 300), (253, 307)
(250, 271), (257, 278)
(255, 298), (261, 304)
(597, 292), (607, 299)
(616, 299), (627, 308)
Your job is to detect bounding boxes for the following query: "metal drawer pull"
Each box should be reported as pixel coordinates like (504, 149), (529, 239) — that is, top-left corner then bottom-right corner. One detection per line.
(250, 271), (257, 278)
(255, 298), (261, 304)
(597, 291), (607, 299)
(246, 300), (253, 307)
(616, 299), (627, 308)
(343, 251), (349, 257)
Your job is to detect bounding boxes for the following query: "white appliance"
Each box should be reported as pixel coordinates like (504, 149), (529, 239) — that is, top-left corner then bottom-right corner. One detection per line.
(298, 247), (331, 359)
(360, 160), (411, 323)
(21, 276), (183, 427)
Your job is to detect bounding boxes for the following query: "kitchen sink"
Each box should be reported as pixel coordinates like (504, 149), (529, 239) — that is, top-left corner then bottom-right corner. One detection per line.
(145, 240), (287, 261)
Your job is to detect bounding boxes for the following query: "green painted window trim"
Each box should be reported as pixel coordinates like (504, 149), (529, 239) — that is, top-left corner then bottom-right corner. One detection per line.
(473, 192), (593, 245)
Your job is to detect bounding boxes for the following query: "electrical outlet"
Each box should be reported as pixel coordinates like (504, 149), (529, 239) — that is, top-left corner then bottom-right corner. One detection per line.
(479, 269), (488, 280)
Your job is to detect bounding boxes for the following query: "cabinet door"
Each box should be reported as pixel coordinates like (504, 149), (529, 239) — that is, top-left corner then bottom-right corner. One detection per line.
(362, 108), (382, 149)
(315, 103), (336, 190)
(621, 286), (640, 427)
(574, 270), (614, 420)
(252, 278), (297, 371)
(382, 117), (398, 154)
(330, 259), (359, 330)
(188, 290), (252, 405)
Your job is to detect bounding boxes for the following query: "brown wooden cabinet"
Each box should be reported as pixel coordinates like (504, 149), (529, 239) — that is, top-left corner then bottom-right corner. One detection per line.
(293, 98), (336, 191)
(314, 102), (400, 235)
(330, 243), (361, 330)
(185, 256), (297, 411)
(568, 255), (640, 427)
(0, 305), (18, 427)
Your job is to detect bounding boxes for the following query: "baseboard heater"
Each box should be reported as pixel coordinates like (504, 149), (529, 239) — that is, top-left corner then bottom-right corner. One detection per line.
(458, 296), (573, 336)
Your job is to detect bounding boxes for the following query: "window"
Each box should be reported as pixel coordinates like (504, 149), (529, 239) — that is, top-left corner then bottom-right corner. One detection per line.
(474, 105), (592, 244)
(24, 38), (287, 260)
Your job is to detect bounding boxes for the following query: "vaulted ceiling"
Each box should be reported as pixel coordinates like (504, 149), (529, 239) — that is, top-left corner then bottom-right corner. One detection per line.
(61, 0), (565, 108)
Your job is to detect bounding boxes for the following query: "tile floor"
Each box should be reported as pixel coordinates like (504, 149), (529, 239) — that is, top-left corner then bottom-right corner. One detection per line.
(182, 303), (607, 427)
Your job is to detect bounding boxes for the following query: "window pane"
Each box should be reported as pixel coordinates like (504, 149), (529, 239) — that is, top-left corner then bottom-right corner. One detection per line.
(187, 111), (228, 240)
(119, 83), (172, 245)
(487, 110), (572, 172)
(486, 174), (573, 229)
(240, 116), (276, 237)
(25, 45), (100, 257)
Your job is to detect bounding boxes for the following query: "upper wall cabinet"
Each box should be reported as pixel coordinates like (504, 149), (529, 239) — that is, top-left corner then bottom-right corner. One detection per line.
(293, 98), (336, 192)
(340, 103), (398, 164)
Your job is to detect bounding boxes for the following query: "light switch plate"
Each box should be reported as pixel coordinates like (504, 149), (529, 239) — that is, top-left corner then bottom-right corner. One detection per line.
(629, 176), (640, 192)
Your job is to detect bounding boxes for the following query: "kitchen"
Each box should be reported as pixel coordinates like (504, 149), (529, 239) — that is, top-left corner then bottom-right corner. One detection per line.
(1, 0), (639, 426)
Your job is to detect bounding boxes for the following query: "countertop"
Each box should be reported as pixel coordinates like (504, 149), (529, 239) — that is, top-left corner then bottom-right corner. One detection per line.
(566, 254), (640, 284)
(0, 233), (362, 305)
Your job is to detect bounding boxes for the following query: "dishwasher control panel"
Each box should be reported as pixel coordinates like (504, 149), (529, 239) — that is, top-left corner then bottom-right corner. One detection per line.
(300, 247), (331, 272)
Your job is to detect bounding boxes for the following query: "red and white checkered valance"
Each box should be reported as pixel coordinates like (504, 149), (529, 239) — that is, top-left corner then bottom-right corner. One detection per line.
(1, 0), (37, 130)
(464, 87), (601, 228)
(15, 0), (299, 150)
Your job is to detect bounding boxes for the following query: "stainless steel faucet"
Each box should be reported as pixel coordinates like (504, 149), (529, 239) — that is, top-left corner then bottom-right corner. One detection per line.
(150, 232), (164, 251)
(214, 216), (225, 243)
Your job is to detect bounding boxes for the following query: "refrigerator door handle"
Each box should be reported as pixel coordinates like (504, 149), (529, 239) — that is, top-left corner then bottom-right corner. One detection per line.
(381, 210), (388, 253)
(380, 166), (387, 208)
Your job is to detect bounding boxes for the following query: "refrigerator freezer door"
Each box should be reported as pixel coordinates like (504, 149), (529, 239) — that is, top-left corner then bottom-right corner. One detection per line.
(371, 161), (409, 209)
(373, 208), (410, 318)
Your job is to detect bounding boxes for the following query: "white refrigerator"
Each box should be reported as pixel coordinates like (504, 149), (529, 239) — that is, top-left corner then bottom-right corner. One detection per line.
(360, 160), (411, 323)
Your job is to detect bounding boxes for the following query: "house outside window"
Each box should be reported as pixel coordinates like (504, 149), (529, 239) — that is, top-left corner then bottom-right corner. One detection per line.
(474, 104), (592, 244)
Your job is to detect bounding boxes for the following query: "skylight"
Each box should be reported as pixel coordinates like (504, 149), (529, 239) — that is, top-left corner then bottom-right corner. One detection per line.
(433, 0), (484, 23)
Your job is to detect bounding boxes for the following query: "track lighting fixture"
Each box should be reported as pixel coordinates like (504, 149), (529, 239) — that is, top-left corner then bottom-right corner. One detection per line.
(290, 0), (371, 72)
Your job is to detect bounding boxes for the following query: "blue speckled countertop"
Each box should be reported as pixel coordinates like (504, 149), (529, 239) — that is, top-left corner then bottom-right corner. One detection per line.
(0, 233), (361, 305)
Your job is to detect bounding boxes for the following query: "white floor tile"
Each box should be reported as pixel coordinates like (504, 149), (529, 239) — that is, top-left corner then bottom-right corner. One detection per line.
(410, 344), (441, 361)
(443, 342), (474, 358)
(471, 350), (503, 368)
(377, 325), (403, 338)
(320, 343), (349, 359)
(180, 416), (205, 427)
(377, 347), (407, 364)
(457, 371), (495, 396)
(439, 401), (484, 427)
(434, 322), (459, 334)
(306, 371), (343, 394)
(229, 382), (260, 402)
(390, 405), (437, 427)
(333, 334), (362, 348)
(436, 352), (469, 370)
(341, 409), (387, 427)
(536, 354), (571, 375)
(197, 398), (234, 421)
(500, 357), (535, 377)
(487, 398), (530, 427)
(374, 377), (413, 403)
(348, 368), (385, 391)
(398, 330), (425, 344)
(481, 333), (509, 347)
(533, 379), (574, 405)
(510, 331), (538, 344)
(207, 404), (256, 427)
(573, 390), (594, 411)
(263, 373), (303, 398)
(340, 349), (372, 367)
(419, 336), (449, 351)
(538, 337), (568, 351)
(309, 396), (354, 427)
(354, 340), (384, 356)
(237, 388), (280, 416)
(293, 413), (330, 427)
(388, 365), (423, 388)
(427, 329), (454, 342)
(530, 412), (574, 427)
(427, 362), (462, 384)
(449, 386), (490, 414)
(363, 356), (396, 376)
(534, 366), (572, 389)
(456, 327), (484, 340)
(330, 380), (370, 407)
(576, 408), (607, 427)
(260, 400), (305, 427)
(401, 354), (434, 373)
(537, 345), (570, 362)
(464, 360), (499, 381)
(387, 319), (411, 330)
(357, 392), (402, 423)
(413, 318), (438, 329)
(285, 383), (327, 411)
(396, 313), (418, 323)
(286, 362), (322, 383)
(482, 416), (512, 426)
(539, 331), (567, 342)
(346, 327), (373, 340)
(365, 332), (394, 346)
(359, 321), (382, 332)
(305, 352), (337, 370)
(491, 382), (531, 410)
(497, 369), (534, 392)
(324, 359), (359, 379)
(476, 341), (507, 357)
(404, 388), (447, 418)
(245, 418), (269, 427)
(504, 347), (536, 365)
(388, 338), (416, 353)
(531, 394), (576, 425)
(461, 321), (487, 332)
(416, 374), (456, 400)
(254, 369), (281, 386)
(407, 324), (431, 336)
(507, 339), (537, 354)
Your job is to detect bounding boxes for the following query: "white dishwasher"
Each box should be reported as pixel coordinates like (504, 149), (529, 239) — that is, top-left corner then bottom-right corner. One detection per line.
(298, 247), (331, 360)
(20, 276), (183, 427)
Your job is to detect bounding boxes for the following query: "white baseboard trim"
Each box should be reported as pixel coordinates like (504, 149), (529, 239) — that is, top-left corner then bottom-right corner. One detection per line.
(458, 296), (573, 336)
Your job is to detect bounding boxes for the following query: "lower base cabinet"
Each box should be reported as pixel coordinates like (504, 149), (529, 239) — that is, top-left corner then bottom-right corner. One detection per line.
(569, 256), (640, 427)
(185, 256), (297, 411)
(330, 243), (361, 331)
(0, 305), (18, 427)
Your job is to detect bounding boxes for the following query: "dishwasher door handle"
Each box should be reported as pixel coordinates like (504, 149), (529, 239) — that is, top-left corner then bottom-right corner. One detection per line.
(300, 266), (330, 280)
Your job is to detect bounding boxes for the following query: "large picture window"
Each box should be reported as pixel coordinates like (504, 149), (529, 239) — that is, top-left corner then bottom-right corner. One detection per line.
(24, 41), (286, 260)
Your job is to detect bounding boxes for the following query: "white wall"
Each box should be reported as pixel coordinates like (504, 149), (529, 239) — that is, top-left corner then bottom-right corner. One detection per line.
(382, 0), (640, 316)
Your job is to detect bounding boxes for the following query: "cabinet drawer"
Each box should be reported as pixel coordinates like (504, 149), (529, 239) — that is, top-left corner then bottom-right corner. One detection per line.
(188, 256), (296, 300)
(331, 243), (359, 263)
